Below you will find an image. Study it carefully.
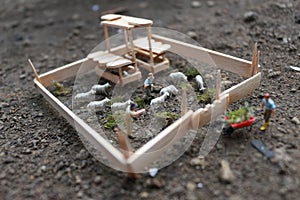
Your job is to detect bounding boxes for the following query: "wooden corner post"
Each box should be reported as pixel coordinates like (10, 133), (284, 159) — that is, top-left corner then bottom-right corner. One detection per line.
(251, 42), (259, 76)
(28, 59), (41, 82)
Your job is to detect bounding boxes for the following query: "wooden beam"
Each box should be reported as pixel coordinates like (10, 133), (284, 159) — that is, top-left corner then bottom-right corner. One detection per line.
(34, 80), (128, 171)
(39, 58), (96, 87)
(127, 111), (193, 172)
(28, 59), (41, 82)
(152, 34), (260, 78)
(216, 69), (221, 100)
(103, 25), (111, 52)
(220, 72), (261, 104)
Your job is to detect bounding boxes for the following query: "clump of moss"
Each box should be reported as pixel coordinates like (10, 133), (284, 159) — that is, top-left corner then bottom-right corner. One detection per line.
(108, 96), (124, 105)
(155, 112), (179, 127)
(51, 80), (71, 96)
(133, 97), (146, 108)
(102, 111), (125, 129)
(197, 88), (216, 104)
(183, 64), (200, 78)
(227, 102), (253, 124)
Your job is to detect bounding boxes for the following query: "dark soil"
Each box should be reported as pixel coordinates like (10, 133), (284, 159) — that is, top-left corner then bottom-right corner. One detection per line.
(1, 0), (299, 200)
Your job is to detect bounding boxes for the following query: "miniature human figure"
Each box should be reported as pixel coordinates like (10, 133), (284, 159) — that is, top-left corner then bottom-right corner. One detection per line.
(260, 93), (276, 131)
(125, 103), (146, 138)
(144, 73), (155, 97)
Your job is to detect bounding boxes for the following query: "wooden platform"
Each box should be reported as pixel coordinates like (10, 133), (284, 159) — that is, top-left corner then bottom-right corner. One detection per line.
(95, 66), (141, 86)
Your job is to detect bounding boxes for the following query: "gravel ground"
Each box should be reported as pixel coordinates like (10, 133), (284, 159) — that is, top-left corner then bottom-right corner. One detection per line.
(1, 0), (299, 199)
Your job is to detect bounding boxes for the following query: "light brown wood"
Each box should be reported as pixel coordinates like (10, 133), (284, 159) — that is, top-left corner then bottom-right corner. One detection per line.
(101, 14), (122, 21)
(128, 111), (193, 172)
(181, 89), (187, 116)
(34, 79), (128, 171)
(28, 59), (41, 82)
(216, 69), (221, 100)
(152, 34), (260, 78)
(251, 42), (258, 76)
(220, 72), (261, 104)
(39, 58), (96, 87)
(103, 25), (111, 52)
(146, 26), (154, 66)
(123, 29), (129, 52)
(128, 29), (137, 69)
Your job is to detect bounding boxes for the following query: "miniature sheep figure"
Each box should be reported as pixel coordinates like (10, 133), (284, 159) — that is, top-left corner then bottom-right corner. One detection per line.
(195, 75), (206, 91)
(87, 97), (110, 113)
(111, 99), (133, 111)
(74, 90), (95, 102)
(160, 85), (178, 96)
(169, 72), (187, 85)
(150, 92), (169, 105)
(91, 83), (111, 96)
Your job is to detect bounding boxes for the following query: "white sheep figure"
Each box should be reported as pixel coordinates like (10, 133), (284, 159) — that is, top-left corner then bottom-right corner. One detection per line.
(111, 99), (133, 111)
(91, 82), (111, 96)
(87, 97), (110, 113)
(195, 75), (206, 91)
(160, 85), (178, 96)
(169, 72), (188, 85)
(150, 92), (169, 105)
(74, 90), (95, 102)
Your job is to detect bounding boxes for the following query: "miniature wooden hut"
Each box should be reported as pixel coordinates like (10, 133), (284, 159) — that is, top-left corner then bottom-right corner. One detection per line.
(88, 14), (170, 85)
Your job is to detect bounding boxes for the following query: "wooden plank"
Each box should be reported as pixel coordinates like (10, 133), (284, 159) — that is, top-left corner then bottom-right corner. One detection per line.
(95, 67), (120, 83)
(34, 80), (127, 171)
(128, 111), (193, 172)
(101, 14), (122, 21)
(39, 58), (96, 87)
(152, 34), (260, 78)
(106, 58), (132, 68)
(101, 20), (134, 29)
(28, 59), (41, 82)
(220, 72), (261, 104)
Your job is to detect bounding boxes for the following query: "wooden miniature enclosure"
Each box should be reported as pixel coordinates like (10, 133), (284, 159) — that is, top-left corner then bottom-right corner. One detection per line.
(29, 15), (261, 173)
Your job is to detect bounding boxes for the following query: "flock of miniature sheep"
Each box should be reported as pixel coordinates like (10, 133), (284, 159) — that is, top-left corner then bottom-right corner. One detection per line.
(74, 72), (205, 114)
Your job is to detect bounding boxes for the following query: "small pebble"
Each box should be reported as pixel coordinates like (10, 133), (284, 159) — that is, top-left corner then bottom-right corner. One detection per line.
(191, 1), (201, 8)
(92, 5), (100, 12)
(207, 1), (215, 7)
(243, 11), (258, 23)
(291, 117), (300, 125)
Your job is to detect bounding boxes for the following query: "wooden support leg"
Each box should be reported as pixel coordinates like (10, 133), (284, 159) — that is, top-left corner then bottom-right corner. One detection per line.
(216, 69), (221, 100)
(103, 25), (111, 52)
(28, 59), (41, 82)
(251, 42), (258, 76)
(115, 128), (139, 178)
(128, 29), (137, 71)
(147, 26), (154, 67)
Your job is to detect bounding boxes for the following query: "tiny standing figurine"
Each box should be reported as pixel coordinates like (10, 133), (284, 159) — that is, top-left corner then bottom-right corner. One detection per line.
(260, 93), (276, 131)
(125, 103), (146, 138)
(144, 73), (155, 97)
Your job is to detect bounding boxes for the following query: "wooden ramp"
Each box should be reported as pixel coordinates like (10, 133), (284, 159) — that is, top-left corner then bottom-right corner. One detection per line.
(88, 51), (141, 85)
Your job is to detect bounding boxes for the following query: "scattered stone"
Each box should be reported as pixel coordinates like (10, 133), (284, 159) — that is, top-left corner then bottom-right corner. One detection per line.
(191, 1), (201, 8)
(22, 39), (31, 47)
(19, 74), (26, 79)
(295, 12), (300, 24)
(187, 31), (197, 40)
(190, 156), (208, 169)
(267, 71), (281, 78)
(140, 191), (149, 198)
(291, 117), (300, 125)
(149, 168), (158, 177)
(84, 34), (97, 40)
(290, 66), (300, 72)
(138, 2), (148, 9)
(186, 181), (196, 191)
(243, 11), (258, 23)
(220, 160), (235, 183)
(146, 178), (165, 188)
(207, 1), (215, 7)
(92, 4), (100, 12)
(94, 175), (101, 184)
(272, 148), (292, 163)
(21, 148), (32, 155)
(197, 182), (203, 188)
